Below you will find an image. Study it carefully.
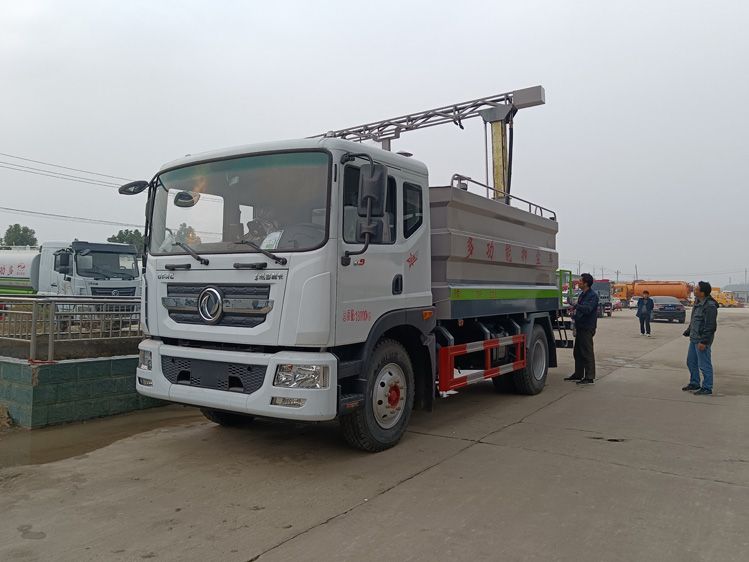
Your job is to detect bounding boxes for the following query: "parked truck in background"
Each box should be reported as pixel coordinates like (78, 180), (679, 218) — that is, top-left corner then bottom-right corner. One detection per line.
(632, 281), (692, 305)
(711, 288), (739, 308)
(121, 86), (572, 452)
(612, 283), (632, 307)
(592, 279), (613, 316)
(0, 241), (141, 297)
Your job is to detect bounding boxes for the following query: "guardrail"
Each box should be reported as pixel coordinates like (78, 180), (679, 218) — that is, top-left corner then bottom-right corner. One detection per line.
(450, 174), (557, 220)
(0, 296), (142, 361)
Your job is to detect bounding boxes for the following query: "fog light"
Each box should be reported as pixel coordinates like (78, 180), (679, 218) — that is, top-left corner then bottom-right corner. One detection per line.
(273, 364), (329, 388)
(138, 377), (153, 387)
(139, 350), (152, 370)
(271, 397), (307, 408)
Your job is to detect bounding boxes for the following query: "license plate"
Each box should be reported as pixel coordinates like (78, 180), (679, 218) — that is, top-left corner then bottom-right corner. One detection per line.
(665, 306), (675, 310)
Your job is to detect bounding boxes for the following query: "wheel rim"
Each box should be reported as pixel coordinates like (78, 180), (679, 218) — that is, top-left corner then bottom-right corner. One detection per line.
(373, 362), (406, 429)
(531, 339), (547, 381)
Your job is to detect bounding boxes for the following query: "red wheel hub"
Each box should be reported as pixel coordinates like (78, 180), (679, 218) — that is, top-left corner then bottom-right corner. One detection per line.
(388, 385), (400, 408)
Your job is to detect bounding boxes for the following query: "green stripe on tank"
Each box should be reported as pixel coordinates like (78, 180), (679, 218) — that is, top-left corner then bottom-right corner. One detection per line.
(0, 288), (37, 294)
(451, 288), (559, 301)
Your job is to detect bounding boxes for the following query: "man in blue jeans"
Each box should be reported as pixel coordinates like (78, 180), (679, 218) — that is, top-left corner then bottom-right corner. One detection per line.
(682, 281), (718, 395)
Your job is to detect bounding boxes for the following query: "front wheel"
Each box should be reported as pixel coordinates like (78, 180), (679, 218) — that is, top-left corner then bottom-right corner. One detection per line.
(340, 339), (414, 452)
(513, 324), (549, 395)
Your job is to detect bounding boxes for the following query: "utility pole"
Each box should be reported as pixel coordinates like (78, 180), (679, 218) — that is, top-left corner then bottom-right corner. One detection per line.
(635, 264), (638, 280)
(615, 270), (621, 282)
(577, 261), (581, 276)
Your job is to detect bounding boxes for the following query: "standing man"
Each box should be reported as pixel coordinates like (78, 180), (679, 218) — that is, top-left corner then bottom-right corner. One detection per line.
(682, 281), (718, 395)
(637, 291), (654, 336)
(565, 273), (600, 385)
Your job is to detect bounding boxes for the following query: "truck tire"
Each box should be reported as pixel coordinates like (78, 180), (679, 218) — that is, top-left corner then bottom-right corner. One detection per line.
(200, 408), (254, 426)
(339, 339), (414, 452)
(679, 318), (686, 324)
(512, 324), (548, 395)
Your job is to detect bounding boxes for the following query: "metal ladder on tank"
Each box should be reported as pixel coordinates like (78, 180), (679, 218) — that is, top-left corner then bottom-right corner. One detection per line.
(555, 269), (575, 348)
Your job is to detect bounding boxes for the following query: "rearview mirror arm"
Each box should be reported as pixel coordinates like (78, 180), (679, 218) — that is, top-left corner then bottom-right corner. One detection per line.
(341, 198), (372, 266)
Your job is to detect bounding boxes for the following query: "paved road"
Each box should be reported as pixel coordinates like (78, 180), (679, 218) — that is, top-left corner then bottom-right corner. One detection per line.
(2, 308), (748, 562)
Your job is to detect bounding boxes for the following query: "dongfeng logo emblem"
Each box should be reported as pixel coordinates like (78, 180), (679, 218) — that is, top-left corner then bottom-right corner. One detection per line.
(198, 287), (223, 324)
(111, 289), (119, 296)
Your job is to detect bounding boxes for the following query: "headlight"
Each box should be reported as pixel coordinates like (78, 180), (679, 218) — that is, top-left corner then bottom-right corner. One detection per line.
(139, 349), (152, 370)
(273, 364), (329, 389)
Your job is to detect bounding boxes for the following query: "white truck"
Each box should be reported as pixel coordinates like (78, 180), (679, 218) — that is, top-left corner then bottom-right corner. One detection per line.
(0, 240), (141, 297)
(121, 86), (571, 451)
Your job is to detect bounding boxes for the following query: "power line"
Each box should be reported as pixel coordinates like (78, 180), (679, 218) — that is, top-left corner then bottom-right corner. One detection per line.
(0, 151), (132, 181)
(0, 162), (120, 188)
(0, 206), (143, 228)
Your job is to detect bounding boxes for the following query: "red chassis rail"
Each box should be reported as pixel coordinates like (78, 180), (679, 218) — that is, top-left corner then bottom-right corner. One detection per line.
(438, 334), (527, 392)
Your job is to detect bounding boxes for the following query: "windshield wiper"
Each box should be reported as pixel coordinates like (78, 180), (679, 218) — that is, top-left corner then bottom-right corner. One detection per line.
(176, 242), (209, 265)
(233, 240), (287, 265)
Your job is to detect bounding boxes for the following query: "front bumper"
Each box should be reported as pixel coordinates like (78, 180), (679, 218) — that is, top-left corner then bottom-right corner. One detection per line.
(135, 339), (338, 421)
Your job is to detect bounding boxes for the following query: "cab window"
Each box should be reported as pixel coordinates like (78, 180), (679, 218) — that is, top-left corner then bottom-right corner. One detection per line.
(403, 182), (423, 238)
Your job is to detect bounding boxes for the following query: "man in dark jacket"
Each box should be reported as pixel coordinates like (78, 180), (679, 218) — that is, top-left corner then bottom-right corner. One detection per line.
(565, 273), (600, 385)
(636, 291), (655, 336)
(682, 281), (718, 395)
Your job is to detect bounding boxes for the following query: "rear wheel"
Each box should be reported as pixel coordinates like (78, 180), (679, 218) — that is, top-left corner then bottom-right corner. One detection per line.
(200, 408), (254, 426)
(340, 339), (414, 452)
(513, 325), (549, 395)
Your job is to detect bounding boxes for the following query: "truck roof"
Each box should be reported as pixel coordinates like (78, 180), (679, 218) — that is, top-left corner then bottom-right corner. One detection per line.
(159, 137), (429, 177)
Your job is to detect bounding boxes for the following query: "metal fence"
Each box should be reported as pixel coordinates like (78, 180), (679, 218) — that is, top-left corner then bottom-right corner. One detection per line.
(0, 296), (142, 361)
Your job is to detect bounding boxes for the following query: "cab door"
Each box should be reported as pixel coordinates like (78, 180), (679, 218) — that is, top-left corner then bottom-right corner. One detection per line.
(335, 164), (404, 345)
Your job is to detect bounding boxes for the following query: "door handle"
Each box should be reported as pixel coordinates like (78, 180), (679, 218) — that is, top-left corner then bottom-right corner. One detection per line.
(392, 274), (403, 295)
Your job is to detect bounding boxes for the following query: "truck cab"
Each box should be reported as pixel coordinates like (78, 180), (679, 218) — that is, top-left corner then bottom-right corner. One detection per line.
(34, 241), (141, 297)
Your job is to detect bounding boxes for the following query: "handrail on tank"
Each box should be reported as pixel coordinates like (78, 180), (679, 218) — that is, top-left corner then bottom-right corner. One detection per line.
(450, 174), (557, 221)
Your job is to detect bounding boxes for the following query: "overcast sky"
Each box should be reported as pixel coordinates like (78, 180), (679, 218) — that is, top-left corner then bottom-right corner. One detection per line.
(2, 0), (747, 287)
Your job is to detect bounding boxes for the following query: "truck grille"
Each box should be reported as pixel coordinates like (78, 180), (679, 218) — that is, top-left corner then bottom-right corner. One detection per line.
(161, 356), (266, 395)
(91, 287), (137, 297)
(164, 284), (271, 327)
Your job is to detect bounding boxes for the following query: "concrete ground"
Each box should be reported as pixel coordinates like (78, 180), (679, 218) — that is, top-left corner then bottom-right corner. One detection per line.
(1, 308), (748, 562)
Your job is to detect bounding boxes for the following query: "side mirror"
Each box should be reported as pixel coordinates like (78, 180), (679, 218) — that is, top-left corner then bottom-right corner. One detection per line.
(358, 163), (387, 218)
(59, 253), (70, 267)
(174, 191), (200, 207)
(119, 180), (149, 195)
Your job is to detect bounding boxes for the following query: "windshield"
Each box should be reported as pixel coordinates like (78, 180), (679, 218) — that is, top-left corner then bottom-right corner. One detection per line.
(149, 151), (331, 256)
(75, 252), (139, 279)
(591, 282), (611, 294)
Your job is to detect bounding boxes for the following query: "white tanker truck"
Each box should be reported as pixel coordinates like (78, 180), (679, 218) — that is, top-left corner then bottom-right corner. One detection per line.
(120, 86), (572, 451)
(0, 240), (141, 297)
